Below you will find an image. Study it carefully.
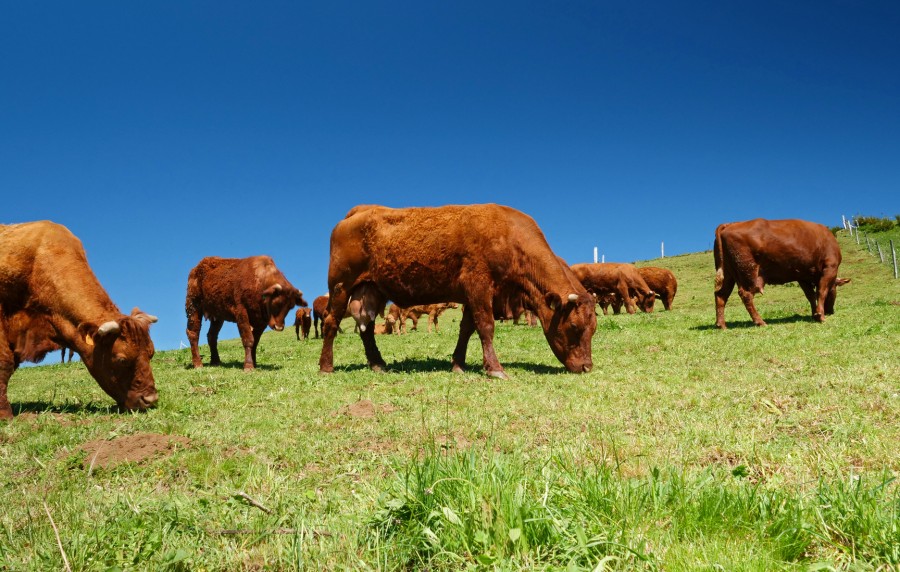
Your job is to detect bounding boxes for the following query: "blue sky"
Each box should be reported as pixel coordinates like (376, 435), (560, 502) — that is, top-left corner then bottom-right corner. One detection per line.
(3, 1), (898, 354)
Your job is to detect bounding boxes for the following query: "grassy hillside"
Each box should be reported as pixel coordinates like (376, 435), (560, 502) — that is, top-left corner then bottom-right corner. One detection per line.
(2, 233), (898, 570)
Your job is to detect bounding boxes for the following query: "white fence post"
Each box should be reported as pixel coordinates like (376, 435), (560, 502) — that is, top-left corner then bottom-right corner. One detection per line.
(593, 246), (598, 264)
(661, 241), (665, 259)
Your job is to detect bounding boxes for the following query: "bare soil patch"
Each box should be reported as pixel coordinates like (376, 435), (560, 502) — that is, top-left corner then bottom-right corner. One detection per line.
(79, 433), (191, 469)
(334, 399), (399, 419)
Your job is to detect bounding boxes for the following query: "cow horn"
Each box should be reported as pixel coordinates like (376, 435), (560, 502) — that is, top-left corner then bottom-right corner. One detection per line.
(97, 321), (121, 337)
(568, 293), (579, 303)
(273, 283), (282, 292)
(145, 314), (159, 323)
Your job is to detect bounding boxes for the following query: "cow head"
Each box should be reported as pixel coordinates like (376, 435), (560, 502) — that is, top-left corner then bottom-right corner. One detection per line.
(78, 308), (159, 411)
(542, 291), (596, 373)
(638, 290), (657, 313)
(262, 284), (307, 331)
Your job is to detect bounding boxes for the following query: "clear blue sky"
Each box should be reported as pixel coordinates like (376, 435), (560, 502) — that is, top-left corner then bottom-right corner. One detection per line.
(3, 1), (898, 353)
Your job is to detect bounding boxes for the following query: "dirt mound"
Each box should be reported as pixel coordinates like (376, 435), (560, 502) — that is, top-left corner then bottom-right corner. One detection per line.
(79, 433), (191, 470)
(334, 399), (399, 419)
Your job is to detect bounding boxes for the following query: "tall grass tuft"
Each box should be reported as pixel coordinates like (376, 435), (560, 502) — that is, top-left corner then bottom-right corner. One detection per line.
(369, 448), (900, 569)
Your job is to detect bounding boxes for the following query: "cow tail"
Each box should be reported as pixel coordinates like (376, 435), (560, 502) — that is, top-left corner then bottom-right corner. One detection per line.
(713, 224), (726, 291)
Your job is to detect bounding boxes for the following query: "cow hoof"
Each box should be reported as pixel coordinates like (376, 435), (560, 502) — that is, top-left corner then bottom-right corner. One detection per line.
(243, 366), (255, 373)
(319, 368), (333, 375)
(0, 409), (13, 421)
(370, 364), (387, 373)
(451, 364), (465, 374)
(192, 362), (204, 369)
(487, 370), (509, 380)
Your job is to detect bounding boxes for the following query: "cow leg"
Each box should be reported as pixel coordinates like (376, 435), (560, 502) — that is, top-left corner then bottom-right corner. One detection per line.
(798, 281), (818, 316)
(359, 325), (387, 372)
(314, 315), (320, 339)
(319, 291), (349, 374)
(737, 285), (766, 326)
(295, 321), (300, 340)
(714, 273), (736, 329)
(619, 284), (636, 314)
(471, 305), (506, 379)
(429, 312), (439, 333)
(186, 309), (204, 368)
(251, 327), (263, 368)
(207, 318), (225, 366)
(0, 330), (16, 419)
(451, 305), (476, 373)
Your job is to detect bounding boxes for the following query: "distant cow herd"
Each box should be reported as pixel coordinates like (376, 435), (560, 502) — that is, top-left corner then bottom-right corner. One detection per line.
(0, 207), (848, 418)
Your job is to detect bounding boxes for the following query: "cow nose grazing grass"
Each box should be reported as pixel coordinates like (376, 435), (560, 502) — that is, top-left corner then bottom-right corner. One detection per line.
(140, 392), (159, 408)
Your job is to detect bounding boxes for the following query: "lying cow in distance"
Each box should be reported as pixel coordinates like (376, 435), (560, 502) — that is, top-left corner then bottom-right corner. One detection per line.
(294, 307), (312, 340)
(637, 267), (678, 311)
(714, 218), (849, 328)
(319, 204), (596, 378)
(1, 221), (159, 419)
(571, 263), (656, 314)
(185, 256), (306, 371)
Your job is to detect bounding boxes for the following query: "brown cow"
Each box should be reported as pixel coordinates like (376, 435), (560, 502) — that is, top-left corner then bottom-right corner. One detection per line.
(294, 307), (312, 340)
(570, 263), (656, 314)
(594, 292), (624, 315)
(397, 303), (458, 333)
(1, 221), (159, 419)
(319, 204), (596, 378)
(185, 256), (306, 371)
(312, 294), (329, 338)
(714, 218), (849, 328)
(638, 267), (678, 311)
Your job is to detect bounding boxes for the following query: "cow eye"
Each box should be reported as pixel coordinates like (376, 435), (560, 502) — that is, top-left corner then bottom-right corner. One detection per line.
(114, 354), (128, 363)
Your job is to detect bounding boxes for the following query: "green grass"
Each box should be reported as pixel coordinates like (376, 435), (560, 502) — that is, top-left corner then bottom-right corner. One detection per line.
(2, 232), (898, 570)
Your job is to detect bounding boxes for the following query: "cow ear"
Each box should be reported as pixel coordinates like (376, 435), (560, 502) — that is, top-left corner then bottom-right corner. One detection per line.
(131, 307), (158, 324)
(545, 292), (563, 311)
(78, 323), (98, 347)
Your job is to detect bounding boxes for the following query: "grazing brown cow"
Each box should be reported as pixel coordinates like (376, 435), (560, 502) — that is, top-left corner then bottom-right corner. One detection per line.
(638, 267), (678, 311)
(570, 263), (656, 314)
(185, 256), (306, 371)
(319, 204), (596, 378)
(714, 218), (849, 328)
(1, 221), (159, 419)
(294, 307), (312, 340)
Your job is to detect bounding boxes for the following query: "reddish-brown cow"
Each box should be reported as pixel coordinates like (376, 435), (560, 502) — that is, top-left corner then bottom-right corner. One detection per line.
(1, 221), (159, 419)
(594, 292), (624, 315)
(714, 219), (849, 328)
(319, 204), (596, 378)
(185, 256), (306, 371)
(396, 303), (458, 333)
(312, 294), (335, 338)
(294, 307), (312, 340)
(637, 267), (678, 311)
(570, 263), (656, 314)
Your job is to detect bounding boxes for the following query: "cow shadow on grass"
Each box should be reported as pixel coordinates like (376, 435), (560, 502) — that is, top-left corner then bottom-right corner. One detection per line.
(332, 358), (564, 376)
(12, 401), (124, 417)
(692, 315), (814, 331)
(181, 361), (280, 371)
